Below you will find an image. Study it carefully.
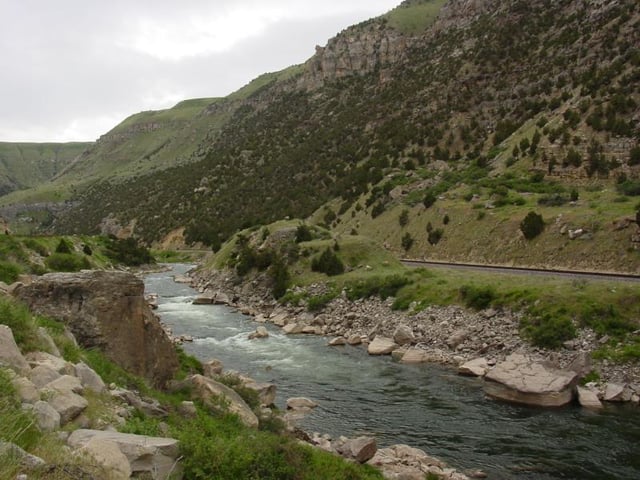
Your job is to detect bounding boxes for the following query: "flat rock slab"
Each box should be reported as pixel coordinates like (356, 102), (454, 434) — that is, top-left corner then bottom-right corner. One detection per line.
(484, 353), (577, 407)
(577, 386), (603, 409)
(68, 429), (179, 480)
(458, 358), (489, 377)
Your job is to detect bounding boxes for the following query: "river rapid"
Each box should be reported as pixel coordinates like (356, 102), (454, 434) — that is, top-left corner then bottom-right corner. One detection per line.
(145, 264), (640, 480)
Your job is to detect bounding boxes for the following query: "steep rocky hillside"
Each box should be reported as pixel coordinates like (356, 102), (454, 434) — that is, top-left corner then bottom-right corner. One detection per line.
(0, 142), (90, 197)
(43, 0), (640, 269)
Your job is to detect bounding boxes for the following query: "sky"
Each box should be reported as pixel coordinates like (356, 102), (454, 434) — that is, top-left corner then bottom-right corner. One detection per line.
(0, 0), (401, 143)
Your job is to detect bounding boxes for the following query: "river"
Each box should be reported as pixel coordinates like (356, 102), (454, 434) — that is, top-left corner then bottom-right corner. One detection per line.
(145, 264), (640, 480)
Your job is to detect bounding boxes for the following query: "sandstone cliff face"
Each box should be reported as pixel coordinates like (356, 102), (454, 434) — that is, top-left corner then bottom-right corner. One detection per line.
(299, 22), (409, 90)
(14, 271), (178, 387)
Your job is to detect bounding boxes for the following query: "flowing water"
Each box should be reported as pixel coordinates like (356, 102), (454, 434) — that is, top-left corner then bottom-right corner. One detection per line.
(146, 265), (640, 479)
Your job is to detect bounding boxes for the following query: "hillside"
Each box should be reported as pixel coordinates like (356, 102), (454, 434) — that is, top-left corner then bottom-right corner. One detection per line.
(0, 142), (90, 196)
(12, 0), (640, 271)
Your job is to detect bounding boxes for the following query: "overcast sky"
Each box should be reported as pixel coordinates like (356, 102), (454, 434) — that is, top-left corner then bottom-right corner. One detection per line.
(0, 0), (401, 143)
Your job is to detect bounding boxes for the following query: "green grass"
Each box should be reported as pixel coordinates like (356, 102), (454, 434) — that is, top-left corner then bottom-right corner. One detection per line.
(384, 0), (448, 34)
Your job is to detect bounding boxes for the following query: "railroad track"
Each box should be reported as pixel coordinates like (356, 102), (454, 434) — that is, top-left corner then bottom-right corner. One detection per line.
(400, 259), (640, 283)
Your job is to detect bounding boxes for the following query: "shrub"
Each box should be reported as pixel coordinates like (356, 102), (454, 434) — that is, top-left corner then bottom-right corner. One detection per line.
(422, 191), (436, 209)
(401, 232), (414, 251)
(311, 248), (344, 276)
(537, 194), (569, 206)
(443, 214), (450, 225)
(459, 285), (496, 310)
(307, 292), (337, 312)
(521, 314), (576, 349)
(570, 188), (579, 201)
(520, 211), (544, 239)
(295, 224), (313, 243)
(45, 252), (91, 272)
(427, 228), (443, 245)
(55, 238), (73, 254)
(0, 260), (21, 284)
(268, 257), (290, 299)
(371, 202), (386, 218)
(22, 238), (48, 256)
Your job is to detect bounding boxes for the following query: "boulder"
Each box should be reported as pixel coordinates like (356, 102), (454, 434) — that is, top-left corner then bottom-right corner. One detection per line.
(283, 323), (305, 334)
(12, 376), (40, 404)
(178, 401), (197, 418)
(329, 337), (347, 346)
(286, 397), (318, 410)
(248, 326), (269, 340)
(344, 437), (377, 463)
(400, 348), (449, 364)
(44, 374), (83, 395)
(567, 351), (592, 379)
(68, 429), (180, 480)
(25, 351), (73, 374)
(81, 437), (132, 480)
(484, 354), (577, 407)
(37, 327), (61, 357)
(458, 358), (489, 377)
(184, 375), (258, 428)
(347, 335), (362, 345)
(29, 364), (62, 388)
(244, 381), (277, 406)
(446, 329), (468, 349)
(213, 292), (231, 305)
(0, 325), (30, 375)
(393, 325), (415, 346)
(203, 358), (224, 377)
(14, 271), (178, 387)
(0, 441), (45, 469)
(368, 444), (467, 480)
(270, 313), (289, 327)
(192, 293), (214, 304)
(604, 383), (625, 402)
(33, 400), (61, 431)
(367, 336), (397, 355)
(47, 389), (89, 425)
(75, 362), (107, 394)
(576, 387), (603, 409)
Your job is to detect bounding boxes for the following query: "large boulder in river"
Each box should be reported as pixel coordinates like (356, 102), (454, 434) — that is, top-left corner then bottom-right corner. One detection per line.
(484, 354), (577, 407)
(13, 271), (178, 387)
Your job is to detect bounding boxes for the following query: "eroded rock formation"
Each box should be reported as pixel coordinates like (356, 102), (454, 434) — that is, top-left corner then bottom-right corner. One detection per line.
(13, 270), (178, 387)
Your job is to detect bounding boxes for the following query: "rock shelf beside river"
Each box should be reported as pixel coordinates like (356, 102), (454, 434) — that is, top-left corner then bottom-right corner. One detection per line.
(188, 268), (640, 409)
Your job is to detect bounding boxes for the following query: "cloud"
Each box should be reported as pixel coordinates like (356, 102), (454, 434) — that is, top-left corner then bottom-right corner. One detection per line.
(0, 0), (401, 142)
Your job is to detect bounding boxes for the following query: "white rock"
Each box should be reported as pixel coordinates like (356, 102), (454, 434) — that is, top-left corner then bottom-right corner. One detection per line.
(75, 362), (107, 394)
(29, 365), (62, 388)
(33, 400), (61, 431)
(393, 325), (415, 346)
(80, 438), (132, 480)
(604, 383), (625, 402)
(282, 323), (304, 334)
(12, 376), (40, 404)
(47, 389), (89, 425)
(329, 337), (347, 346)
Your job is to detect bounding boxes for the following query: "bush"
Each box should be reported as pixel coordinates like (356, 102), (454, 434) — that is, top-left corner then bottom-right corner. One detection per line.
(422, 191), (436, 209)
(401, 232), (414, 251)
(268, 257), (289, 299)
(0, 260), (21, 284)
(45, 252), (91, 272)
(537, 194), (569, 206)
(311, 248), (344, 276)
(428, 228), (443, 245)
(399, 209), (409, 227)
(459, 285), (496, 310)
(521, 314), (576, 349)
(520, 211), (544, 239)
(295, 224), (313, 243)
(307, 292), (337, 312)
(55, 238), (73, 254)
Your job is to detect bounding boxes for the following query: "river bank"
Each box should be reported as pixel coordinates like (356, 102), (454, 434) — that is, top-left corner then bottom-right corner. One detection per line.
(186, 267), (640, 407)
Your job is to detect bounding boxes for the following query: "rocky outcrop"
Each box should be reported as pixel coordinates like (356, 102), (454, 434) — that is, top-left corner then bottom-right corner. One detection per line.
(368, 444), (470, 480)
(14, 271), (178, 387)
(484, 354), (578, 407)
(300, 22), (408, 90)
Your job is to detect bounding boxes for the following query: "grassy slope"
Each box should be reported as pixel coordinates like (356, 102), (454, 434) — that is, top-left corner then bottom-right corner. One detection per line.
(384, 0), (448, 33)
(0, 142), (91, 195)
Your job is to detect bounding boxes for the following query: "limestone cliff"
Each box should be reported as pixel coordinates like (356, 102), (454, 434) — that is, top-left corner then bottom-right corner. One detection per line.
(299, 22), (409, 90)
(13, 270), (178, 387)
